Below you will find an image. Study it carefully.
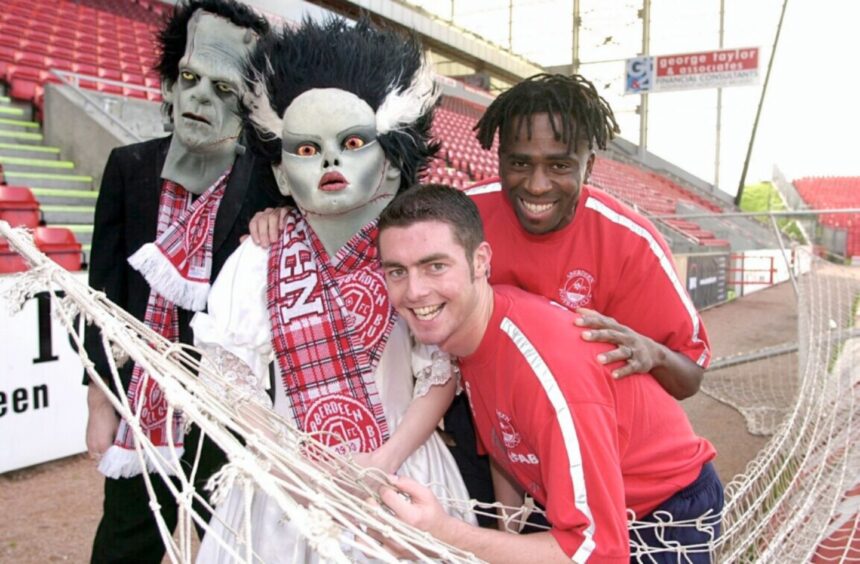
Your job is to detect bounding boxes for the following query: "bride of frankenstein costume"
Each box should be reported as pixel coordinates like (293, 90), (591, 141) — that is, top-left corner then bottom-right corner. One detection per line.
(193, 17), (475, 562)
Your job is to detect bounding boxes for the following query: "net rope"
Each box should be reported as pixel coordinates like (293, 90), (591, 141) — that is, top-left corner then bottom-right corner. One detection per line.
(2, 219), (858, 562)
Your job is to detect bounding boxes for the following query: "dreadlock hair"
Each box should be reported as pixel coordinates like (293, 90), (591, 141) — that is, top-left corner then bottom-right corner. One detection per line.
(243, 16), (438, 192)
(155, 0), (270, 86)
(378, 184), (484, 267)
(474, 73), (620, 154)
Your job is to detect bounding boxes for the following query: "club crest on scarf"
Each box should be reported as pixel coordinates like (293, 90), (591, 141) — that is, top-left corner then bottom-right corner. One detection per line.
(304, 394), (382, 455)
(340, 268), (390, 348)
(140, 382), (169, 432)
(268, 209), (394, 453)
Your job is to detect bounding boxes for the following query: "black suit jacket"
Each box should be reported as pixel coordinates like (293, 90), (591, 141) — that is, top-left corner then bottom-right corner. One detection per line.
(83, 135), (281, 392)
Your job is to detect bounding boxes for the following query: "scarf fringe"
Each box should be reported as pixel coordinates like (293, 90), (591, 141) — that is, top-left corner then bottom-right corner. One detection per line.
(98, 444), (185, 479)
(129, 243), (210, 312)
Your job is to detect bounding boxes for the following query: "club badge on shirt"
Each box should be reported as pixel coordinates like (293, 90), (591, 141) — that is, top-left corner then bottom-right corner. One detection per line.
(497, 409), (521, 449)
(559, 269), (595, 309)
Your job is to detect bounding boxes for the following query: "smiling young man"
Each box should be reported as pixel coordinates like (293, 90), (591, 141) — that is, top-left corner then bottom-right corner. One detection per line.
(377, 184), (722, 563)
(245, 72), (713, 523)
(435, 74), (713, 517)
(470, 73), (709, 398)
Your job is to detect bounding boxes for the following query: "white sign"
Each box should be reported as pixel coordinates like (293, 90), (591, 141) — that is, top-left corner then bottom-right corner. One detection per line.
(626, 47), (760, 94)
(0, 273), (88, 473)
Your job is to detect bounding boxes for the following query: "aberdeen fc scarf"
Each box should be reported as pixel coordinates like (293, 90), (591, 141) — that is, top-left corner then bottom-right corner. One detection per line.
(267, 209), (394, 455)
(127, 170), (230, 311)
(99, 175), (226, 478)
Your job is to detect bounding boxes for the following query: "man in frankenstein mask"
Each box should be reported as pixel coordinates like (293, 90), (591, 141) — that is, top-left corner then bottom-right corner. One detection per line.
(190, 17), (474, 561)
(83, 2), (278, 562)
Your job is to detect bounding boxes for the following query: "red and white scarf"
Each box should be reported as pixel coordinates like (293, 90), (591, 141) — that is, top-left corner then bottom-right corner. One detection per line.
(267, 209), (395, 456)
(127, 170), (230, 311)
(99, 174), (227, 478)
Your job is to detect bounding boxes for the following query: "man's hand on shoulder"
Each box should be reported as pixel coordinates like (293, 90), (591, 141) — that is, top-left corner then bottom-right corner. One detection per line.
(574, 308), (703, 399)
(248, 206), (289, 247)
(575, 308), (662, 378)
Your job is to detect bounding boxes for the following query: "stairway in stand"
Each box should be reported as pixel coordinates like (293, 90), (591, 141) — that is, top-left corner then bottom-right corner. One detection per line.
(0, 87), (96, 263)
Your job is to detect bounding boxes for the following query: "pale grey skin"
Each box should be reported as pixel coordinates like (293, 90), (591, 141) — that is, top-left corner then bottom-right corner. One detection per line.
(239, 87), (455, 476)
(86, 11), (257, 459)
(161, 11), (256, 194)
(274, 88), (401, 256)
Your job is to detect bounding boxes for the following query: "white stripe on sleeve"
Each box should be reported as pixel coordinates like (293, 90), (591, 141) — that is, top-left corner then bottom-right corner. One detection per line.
(465, 182), (502, 196)
(500, 317), (596, 563)
(584, 197), (708, 366)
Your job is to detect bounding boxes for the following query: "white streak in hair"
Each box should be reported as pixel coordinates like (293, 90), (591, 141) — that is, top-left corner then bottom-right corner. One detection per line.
(243, 56), (283, 142)
(375, 57), (439, 135)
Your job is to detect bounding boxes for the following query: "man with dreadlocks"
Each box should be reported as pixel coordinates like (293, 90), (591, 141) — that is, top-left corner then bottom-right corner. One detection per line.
(191, 17), (474, 562)
(83, 1), (277, 562)
(434, 72), (714, 528)
(378, 184), (721, 563)
(248, 72), (717, 553)
(470, 73), (709, 396)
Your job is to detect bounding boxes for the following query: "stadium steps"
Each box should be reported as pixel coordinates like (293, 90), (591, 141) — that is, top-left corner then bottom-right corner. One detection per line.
(0, 95), (34, 121)
(0, 94), (95, 256)
(0, 142), (62, 160)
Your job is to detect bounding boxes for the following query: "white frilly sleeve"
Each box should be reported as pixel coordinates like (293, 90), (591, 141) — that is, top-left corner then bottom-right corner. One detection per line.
(411, 343), (461, 399)
(191, 239), (273, 407)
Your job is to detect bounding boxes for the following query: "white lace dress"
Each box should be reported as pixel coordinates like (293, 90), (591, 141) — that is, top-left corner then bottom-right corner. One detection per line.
(192, 239), (474, 563)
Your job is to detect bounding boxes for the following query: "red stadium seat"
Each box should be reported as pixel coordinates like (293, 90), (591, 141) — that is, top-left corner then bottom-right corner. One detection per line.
(122, 72), (145, 86)
(123, 87), (148, 100)
(97, 82), (124, 95)
(15, 52), (48, 70)
(8, 66), (46, 102)
(0, 237), (29, 273)
(76, 52), (99, 66)
(0, 25), (27, 39)
(34, 226), (82, 271)
(98, 67), (123, 82)
(73, 63), (100, 79)
(0, 186), (41, 228)
(46, 56), (75, 74)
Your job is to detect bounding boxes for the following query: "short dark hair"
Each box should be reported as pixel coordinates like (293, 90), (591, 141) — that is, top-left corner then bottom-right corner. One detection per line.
(155, 0), (270, 85)
(474, 73), (619, 153)
(378, 184), (484, 261)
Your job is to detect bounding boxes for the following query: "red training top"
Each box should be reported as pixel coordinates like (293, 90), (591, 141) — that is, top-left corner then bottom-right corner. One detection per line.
(460, 286), (716, 560)
(467, 180), (711, 368)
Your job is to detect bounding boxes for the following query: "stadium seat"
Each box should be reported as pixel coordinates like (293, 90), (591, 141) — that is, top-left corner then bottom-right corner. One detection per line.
(8, 65), (47, 102)
(0, 237), (29, 273)
(795, 176), (860, 256)
(34, 226), (82, 271)
(0, 186), (41, 228)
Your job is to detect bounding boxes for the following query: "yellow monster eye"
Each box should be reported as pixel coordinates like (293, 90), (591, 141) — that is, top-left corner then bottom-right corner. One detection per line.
(180, 70), (195, 81)
(296, 144), (318, 157)
(343, 135), (365, 150)
(216, 82), (233, 93)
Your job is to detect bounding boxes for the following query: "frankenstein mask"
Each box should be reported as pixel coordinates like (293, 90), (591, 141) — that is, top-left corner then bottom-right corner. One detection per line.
(162, 11), (257, 193)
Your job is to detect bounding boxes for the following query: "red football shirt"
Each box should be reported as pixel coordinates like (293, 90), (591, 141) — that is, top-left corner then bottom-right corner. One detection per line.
(460, 286), (716, 560)
(467, 180), (711, 368)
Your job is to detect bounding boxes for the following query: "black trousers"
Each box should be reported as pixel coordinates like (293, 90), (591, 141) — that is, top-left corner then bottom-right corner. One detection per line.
(444, 394), (497, 527)
(90, 424), (227, 564)
(444, 394), (552, 531)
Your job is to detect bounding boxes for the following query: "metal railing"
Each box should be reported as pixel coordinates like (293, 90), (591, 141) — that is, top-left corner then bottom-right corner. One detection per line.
(49, 69), (162, 143)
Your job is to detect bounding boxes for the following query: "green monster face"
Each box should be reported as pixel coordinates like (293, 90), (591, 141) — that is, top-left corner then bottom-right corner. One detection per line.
(161, 11), (257, 193)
